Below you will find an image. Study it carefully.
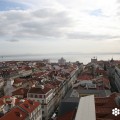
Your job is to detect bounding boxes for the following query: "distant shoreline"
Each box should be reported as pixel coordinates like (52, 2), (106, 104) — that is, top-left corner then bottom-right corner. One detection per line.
(0, 53), (120, 64)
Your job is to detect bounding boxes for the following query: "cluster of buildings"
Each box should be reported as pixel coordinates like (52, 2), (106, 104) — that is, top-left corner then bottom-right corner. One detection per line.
(1, 57), (120, 120)
(0, 58), (83, 120)
(57, 58), (120, 120)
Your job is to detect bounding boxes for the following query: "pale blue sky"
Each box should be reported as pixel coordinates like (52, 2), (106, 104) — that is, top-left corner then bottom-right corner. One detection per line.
(0, 0), (120, 55)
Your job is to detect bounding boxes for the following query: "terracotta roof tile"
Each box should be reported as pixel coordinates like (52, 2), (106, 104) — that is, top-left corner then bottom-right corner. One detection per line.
(19, 99), (40, 113)
(12, 88), (28, 96)
(78, 74), (93, 80)
(28, 86), (51, 94)
(0, 107), (28, 120)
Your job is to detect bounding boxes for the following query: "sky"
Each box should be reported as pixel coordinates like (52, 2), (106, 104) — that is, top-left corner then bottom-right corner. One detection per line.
(0, 0), (120, 55)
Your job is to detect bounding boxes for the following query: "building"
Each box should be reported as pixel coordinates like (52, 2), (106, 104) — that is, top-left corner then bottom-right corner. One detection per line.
(91, 57), (97, 63)
(64, 93), (120, 120)
(4, 79), (15, 96)
(0, 77), (4, 97)
(108, 66), (120, 92)
(58, 58), (66, 65)
(27, 85), (54, 120)
(58, 89), (79, 120)
(12, 88), (28, 99)
(0, 107), (29, 120)
(114, 67), (120, 92)
(75, 95), (96, 120)
(18, 99), (42, 120)
(0, 99), (42, 120)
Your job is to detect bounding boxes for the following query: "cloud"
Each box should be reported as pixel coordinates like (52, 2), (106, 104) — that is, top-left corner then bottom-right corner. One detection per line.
(6, 39), (19, 42)
(89, 9), (103, 16)
(0, 8), (73, 39)
(117, 6), (120, 16)
(67, 32), (120, 40)
(0, 0), (120, 54)
(117, 0), (120, 3)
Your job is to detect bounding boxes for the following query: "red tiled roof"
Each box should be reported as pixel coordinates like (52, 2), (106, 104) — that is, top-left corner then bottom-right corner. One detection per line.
(0, 107), (28, 120)
(45, 83), (55, 89)
(12, 88), (28, 96)
(0, 99), (4, 106)
(95, 93), (120, 120)
(1, 96), (11, 99)
(47, 80), (61, 87)
(24, 67), (31, 71)
(96, 68), (107, 75)
(95, 93), (118, 107)
(32, 72), (46, 77)
(96, 118), (114, 120)
(96, 107), (111, 114)
(78, 74), (93, 80)
(0, 96), (20, 105)
(102, 77), (109, 84)
(13, 78), (24, 84)
(19, 99), (40, 113)
(28, 86), (51, 94)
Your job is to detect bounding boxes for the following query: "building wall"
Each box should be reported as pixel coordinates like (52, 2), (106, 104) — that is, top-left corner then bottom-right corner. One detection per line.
(27, 90), (55, 120)
(115, 67), (120, 92)
(4, 80), (15, 96)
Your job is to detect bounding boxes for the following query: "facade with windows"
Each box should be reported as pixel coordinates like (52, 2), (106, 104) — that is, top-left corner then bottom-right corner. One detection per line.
(27, 86), (54, 120)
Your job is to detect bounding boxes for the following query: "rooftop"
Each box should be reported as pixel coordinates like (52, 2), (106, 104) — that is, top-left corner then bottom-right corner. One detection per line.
(18, 99), (40, 113)
(0, 107), (28, 120)
(28, 86), (51, 94)
(75, 95), (96, 120)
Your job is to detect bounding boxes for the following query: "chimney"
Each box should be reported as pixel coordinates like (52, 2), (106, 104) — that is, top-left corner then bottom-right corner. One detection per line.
(40, 85), (44, 89)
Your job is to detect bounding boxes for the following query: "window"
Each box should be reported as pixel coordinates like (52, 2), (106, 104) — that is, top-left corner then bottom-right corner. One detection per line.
(35, 95), (38, 98)
(42, 100), (44, 103)
(31, 94), (33, 98)
(42, 111), (44, 114)
(42, 105), (44, 108)
(39, 95), (42, 98)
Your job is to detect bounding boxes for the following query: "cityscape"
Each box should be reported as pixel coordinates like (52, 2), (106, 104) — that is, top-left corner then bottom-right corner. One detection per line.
(0, 57), (120, 120)
(0, 0), (120, 120)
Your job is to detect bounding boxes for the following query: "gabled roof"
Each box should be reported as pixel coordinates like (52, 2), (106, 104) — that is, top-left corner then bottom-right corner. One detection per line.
(95, 93), (120, 120)
(28, 86), (51, 94)
(0, 107), (28, 120)
(0, 99), (4, 106)
(18, 99), (40, 113)
(78, 74), (93, 80)
(12, 88), (28, 96)
(13, 78), (24, 84)
(0, 96), (20, 105)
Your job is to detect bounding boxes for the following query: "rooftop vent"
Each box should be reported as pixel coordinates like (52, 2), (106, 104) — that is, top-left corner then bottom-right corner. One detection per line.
(40, 85), (44, 89)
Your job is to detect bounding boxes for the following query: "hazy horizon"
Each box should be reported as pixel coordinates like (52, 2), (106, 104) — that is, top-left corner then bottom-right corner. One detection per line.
(0, 52), (120, 56)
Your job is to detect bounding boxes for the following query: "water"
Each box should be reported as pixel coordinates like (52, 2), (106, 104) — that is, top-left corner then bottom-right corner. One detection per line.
(0, 54), (120, 64)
